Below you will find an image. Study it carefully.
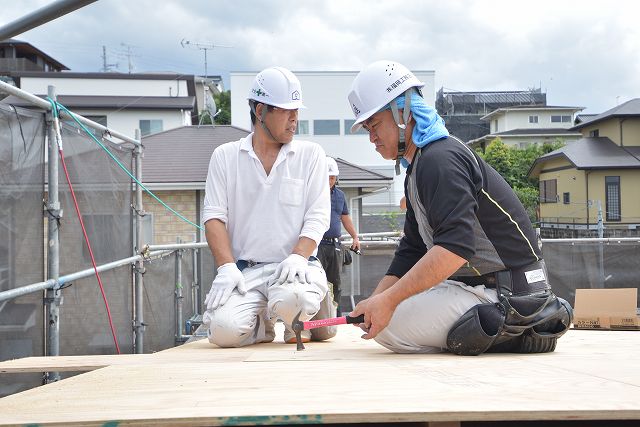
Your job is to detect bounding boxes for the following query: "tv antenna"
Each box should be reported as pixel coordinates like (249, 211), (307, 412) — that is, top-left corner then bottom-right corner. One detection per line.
(180, 39), (232, 77)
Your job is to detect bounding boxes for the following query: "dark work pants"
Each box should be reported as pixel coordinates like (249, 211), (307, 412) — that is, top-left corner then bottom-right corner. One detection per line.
(317, 243), (341, 313)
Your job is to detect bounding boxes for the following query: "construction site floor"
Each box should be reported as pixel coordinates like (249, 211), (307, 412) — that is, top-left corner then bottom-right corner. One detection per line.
(0, 324), (639, 426)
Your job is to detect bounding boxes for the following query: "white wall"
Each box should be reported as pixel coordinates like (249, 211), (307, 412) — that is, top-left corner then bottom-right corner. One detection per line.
(20, 77), (188, 97)
(230, 70), (436, 207)
(496, 109), (580, 132)
(70, 109), (189, 138)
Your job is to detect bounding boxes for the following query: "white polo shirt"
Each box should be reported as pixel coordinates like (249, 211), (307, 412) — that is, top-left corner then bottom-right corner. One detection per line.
(202, 133), (330, 263)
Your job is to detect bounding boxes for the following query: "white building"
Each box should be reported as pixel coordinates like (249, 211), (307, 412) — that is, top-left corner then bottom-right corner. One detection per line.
(4, 72), (197, 139)
(469, 105), (584, 150)
(230, 70), (436, 209)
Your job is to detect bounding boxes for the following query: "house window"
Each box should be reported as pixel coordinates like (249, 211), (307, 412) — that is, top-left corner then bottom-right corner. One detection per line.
(139, 119), (163, 136)
(551, 115), (572, 123)
(563, 192), (570, 204)
(344, 119), (368, 135)
(313, 120), (340, 135)
(589, 129), (599, 137)
(539, 179), (557, 203)
(295, 120), (309, 135)
(493, 120), (499, 133)
(529, 115), (539, 124)
(605, 176), (621, 221)
(85, 115), (107, 127)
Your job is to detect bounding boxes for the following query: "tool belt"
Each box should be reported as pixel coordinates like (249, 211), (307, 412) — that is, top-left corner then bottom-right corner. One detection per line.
(320, 237), (340, 246)
(446, 260), (573, 356)
(236, 256), (319, 272)
(451, 260), (550, 296)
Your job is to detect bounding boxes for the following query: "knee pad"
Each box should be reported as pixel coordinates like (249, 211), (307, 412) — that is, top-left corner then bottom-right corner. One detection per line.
(502, 293), (573, 337)
(447, 303), (506, 356)
(207, 311), (256, 348)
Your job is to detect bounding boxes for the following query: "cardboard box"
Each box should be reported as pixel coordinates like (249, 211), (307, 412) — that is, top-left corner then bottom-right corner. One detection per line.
(573, 288), (640, 330)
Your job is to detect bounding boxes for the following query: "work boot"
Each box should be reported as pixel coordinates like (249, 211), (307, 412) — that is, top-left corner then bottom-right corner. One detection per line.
(284, 325), (311, 344)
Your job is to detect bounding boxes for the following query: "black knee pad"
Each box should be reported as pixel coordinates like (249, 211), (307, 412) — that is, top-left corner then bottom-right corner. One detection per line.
(447, 303), (505, 356)
(510, 296), (573, 354)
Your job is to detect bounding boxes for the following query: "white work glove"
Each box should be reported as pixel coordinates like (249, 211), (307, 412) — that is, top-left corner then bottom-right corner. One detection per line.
(204, 263), (246, 311)
(272, 254), (309, 284)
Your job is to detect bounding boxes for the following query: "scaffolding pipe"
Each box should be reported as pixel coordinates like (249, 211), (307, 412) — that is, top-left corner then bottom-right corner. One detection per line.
(175, 238), (185, 344)
(145, 233), (400, 254)
(191, 248), (200, 314)
(133, 131), (145, 353)
(0, 251), (172, 303)
(348, 187), (391, 310)
(0, 80), (140, 146)
(44, 85), (61, 382)
(0, 0), (99, 40)
(145, 242), (208, 252)
(540, 238), (640, 243)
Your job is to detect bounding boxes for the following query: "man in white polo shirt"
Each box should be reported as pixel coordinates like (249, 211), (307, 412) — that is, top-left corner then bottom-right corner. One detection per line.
(201, 66), (331, 347)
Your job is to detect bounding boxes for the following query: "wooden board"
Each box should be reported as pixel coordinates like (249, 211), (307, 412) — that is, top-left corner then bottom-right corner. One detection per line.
(0, 327), (639, 426)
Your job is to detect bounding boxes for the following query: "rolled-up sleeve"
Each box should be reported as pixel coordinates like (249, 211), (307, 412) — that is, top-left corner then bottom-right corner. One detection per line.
(300, 146), (330, 244)
(202, 147), (228, 225)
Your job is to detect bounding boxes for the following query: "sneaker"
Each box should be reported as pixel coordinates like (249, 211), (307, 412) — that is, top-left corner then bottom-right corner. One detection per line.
(284, 325), (311, 344)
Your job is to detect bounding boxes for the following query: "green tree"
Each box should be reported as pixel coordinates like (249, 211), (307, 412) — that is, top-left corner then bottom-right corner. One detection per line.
(213, 90), (231, 125)
(480, 138), (513, 183)
(478, 138), (565, 224)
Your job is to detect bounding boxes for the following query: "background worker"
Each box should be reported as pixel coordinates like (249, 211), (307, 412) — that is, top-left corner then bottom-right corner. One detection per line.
(316, 157), (361, 316)
(201, 66), (331, 347)
(347, 60), (572, 355)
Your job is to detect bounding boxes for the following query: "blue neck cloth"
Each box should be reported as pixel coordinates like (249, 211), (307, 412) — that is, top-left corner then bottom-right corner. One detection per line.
(381, 91), (449, 168)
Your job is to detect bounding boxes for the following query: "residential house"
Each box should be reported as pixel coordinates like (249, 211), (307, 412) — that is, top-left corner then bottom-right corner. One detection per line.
(528, 98), (640, 237)
(469, 105), (584, 151)
(2, 71), (197, 139)
(435, 88), (547, 142)
(0, 39), (68, 74)
(230, 69), (435, 209)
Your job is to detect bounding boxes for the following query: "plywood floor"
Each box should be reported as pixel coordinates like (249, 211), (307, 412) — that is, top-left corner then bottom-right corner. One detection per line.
(0, 325), (639, 426)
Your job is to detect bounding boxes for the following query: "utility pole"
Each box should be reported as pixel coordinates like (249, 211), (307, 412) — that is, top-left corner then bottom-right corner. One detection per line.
(180, 39), (231, 77)
(118, 42), (140, 74)
(101, 45), (118, 72)
(181, 39), (231, 124)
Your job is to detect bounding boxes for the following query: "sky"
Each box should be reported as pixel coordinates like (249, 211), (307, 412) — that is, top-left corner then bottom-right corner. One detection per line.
(1, 0), (639, 114)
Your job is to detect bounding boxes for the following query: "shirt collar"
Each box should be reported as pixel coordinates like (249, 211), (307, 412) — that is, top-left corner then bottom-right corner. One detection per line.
(241, 133), (298, 155)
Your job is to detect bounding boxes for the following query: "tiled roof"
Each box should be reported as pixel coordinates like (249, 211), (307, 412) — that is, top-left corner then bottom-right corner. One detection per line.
(1, 94), (195, 110)
(528, 137), (640, 177)
(141, 126), (392, 188)
(570, 98), (640, 130)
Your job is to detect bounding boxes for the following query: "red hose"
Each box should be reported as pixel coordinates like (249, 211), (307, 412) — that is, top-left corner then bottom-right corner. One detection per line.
(58, 147), (121, 354)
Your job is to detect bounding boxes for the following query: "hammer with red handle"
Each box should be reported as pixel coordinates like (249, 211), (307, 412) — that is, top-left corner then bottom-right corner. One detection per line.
(291, 310), (365, 351)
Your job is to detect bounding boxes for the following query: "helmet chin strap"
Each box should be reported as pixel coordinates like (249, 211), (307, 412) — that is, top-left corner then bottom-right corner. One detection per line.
(389, 89), (413, 175)
(250, 101), (286, 145)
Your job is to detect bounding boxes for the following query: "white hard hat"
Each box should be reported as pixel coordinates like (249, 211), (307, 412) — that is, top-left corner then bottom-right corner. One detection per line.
(248, 66), (306, 110)
(347, 60), (424, 133)
(327, 156), (339, 176)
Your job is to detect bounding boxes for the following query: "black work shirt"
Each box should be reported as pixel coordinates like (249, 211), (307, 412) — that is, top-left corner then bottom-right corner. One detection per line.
(387, 137), (541, 278)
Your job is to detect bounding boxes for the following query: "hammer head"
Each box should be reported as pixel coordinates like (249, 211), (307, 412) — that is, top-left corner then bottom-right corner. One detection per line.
(291, 310), (305, 351)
